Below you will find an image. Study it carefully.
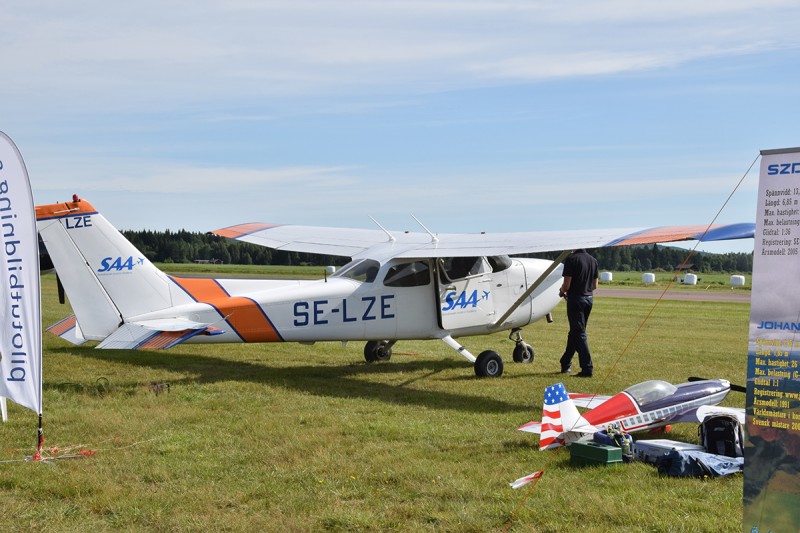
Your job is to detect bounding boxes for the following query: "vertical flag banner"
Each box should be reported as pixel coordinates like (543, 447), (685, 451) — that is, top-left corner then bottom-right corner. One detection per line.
(744, 148), (800, 532)
(0, 132), (42, 416)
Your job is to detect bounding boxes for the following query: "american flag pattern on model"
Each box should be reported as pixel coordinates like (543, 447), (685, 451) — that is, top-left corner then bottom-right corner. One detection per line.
(539, 383), (570, 450)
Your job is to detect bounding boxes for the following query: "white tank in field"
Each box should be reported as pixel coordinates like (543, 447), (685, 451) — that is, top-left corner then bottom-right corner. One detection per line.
(642, 273), (655, 284)
(600, 271), (613, 282)
(683, 273), (698, 285)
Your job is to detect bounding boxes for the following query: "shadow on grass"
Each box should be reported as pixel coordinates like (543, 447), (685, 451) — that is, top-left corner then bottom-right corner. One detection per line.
(49, 346), (529, 414)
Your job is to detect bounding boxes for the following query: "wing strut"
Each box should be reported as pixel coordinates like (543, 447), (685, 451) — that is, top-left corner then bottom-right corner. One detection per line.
(491, 250), (571, 330)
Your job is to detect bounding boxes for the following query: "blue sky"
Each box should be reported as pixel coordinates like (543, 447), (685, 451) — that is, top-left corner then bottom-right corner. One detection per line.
(3, 1), (799, 254)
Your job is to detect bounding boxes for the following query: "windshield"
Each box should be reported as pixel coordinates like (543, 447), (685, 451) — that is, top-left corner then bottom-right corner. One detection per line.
(332, 259), (380, 283)
(624, 380), (677, 407)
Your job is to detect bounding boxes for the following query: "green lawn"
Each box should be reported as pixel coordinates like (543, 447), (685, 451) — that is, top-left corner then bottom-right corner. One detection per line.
(0, 273), (748, 532)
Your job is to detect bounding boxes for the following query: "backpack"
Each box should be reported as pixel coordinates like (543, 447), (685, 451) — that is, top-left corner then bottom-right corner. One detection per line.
(699, 414), (744, 458)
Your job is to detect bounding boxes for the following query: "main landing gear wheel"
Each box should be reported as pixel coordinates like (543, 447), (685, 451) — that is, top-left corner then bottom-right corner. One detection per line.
(364, 340), (393, 363)
(474, 350), (504, 378)
(512, 342), (534, 364)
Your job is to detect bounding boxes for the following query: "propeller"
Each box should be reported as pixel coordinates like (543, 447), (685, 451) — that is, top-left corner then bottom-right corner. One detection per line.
(688, 376), (746, 393)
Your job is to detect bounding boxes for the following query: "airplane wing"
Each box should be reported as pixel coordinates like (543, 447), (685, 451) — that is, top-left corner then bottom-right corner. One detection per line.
(211, 222), (754, 261)
(670, 405), (746, 425)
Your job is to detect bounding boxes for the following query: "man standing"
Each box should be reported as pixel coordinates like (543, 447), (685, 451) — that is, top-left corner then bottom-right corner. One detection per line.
(559, 249), (599, 377)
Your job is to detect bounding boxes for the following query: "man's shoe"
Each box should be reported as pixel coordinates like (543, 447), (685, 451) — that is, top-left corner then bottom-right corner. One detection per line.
(575, 371), (593, 378)
(560, 365), (572, 374)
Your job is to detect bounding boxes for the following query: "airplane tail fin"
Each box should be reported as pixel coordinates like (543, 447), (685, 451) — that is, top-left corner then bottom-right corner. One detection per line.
(36, 197), (187, 342)
(518, 382), (598, 450)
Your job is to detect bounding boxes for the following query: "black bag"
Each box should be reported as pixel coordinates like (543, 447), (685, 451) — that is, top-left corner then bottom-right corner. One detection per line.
(699, 414), (743, 458)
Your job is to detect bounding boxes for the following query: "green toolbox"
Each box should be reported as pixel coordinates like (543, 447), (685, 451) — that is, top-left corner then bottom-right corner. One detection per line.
(569, 440), (623, 466)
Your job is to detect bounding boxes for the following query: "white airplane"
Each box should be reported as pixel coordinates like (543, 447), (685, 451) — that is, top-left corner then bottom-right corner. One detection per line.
(36, 196), (754, 377)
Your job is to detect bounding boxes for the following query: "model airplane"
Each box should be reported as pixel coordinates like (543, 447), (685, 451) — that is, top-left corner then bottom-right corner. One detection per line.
(517, 379), (746, 449)
(36, 196), (754, 377)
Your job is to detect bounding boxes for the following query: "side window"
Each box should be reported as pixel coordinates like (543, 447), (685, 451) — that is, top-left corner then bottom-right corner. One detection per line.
(384, 261), (431, 287)
(439, 256), (489, 282)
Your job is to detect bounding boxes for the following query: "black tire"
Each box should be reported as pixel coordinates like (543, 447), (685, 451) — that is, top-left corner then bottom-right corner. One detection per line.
(364, 340), (392, 363)
(512, 343), (534, 364)
(474, 350), (504, 378)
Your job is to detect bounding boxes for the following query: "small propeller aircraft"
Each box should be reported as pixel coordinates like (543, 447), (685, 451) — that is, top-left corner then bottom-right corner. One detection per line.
(37, 196), (754, 377)
(517, 378), (746, 449)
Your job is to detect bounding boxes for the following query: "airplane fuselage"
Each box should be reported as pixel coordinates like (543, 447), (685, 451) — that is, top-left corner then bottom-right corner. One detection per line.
(130, 256), (563, 345)
(584, 379), (731, 433)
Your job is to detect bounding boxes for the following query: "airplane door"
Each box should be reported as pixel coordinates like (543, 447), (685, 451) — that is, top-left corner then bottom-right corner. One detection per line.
(437, 257), (496, 331)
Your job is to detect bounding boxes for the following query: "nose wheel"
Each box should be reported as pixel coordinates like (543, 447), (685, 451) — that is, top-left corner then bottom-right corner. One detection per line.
(510, 328), (534, 363)
(364, 340), (395, 362)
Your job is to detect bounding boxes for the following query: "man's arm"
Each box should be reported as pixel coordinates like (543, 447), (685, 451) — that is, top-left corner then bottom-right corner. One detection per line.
(559, 276), (572, 298)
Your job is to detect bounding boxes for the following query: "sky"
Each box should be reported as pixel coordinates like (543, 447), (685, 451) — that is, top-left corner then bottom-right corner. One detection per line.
(3, 1), (799, 254)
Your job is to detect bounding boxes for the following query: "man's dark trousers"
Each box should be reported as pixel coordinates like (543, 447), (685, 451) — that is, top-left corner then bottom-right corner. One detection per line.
(560, 295), (593, 374)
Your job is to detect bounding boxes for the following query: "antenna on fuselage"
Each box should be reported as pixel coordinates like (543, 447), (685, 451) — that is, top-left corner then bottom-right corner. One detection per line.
(411, 214), (438, 244)
(369, 216), (396, 243)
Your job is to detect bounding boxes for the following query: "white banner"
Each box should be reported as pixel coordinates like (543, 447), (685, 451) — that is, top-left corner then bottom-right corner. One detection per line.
(743, 147), (800, 531)
(0, 132), (42, 415)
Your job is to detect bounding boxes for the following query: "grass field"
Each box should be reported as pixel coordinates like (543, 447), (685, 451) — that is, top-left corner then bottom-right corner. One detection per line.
(0, 272), (749, 532)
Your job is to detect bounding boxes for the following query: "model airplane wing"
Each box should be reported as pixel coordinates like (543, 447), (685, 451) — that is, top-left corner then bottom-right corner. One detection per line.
(211, 222), (754, 261)
(671, 405), (746, 425)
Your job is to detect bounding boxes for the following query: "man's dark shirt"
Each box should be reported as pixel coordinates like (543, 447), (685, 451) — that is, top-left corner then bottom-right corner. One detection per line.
(563, 250), (598, 296)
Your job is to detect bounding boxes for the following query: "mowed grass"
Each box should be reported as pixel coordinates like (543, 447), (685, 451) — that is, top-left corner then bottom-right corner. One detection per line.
(0, 273), (748, 532)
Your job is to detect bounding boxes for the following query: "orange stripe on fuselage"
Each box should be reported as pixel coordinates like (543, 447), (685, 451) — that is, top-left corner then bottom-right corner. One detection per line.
(35, 199), (98, 221)
(612, 225), (719, 246)
(170, 277), (282, 343)
(212, 223), (279, 239)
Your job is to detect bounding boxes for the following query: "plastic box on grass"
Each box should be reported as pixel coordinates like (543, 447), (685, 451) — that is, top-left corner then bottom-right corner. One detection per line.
(634, 439), (705, 465)
(570, 440), (622, 466)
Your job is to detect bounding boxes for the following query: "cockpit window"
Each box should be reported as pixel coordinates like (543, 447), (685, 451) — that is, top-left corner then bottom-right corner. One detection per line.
(332, 259), (380, 283)
(384, 261), (431, 287)
(625, 380), (677, 408)
(439, 256), (490, 282)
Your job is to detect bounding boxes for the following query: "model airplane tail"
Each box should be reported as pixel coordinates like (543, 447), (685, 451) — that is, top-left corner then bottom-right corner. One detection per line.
(517, 382), (597, 450)
(36, 197), (199, 345)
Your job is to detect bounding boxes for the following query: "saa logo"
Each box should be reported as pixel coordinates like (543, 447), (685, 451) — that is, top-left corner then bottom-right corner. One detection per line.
(441, 290), (490, 312)
(98, 256), (145, 273)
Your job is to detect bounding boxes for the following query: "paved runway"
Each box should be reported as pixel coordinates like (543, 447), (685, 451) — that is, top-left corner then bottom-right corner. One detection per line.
(595, 287), (750, 303)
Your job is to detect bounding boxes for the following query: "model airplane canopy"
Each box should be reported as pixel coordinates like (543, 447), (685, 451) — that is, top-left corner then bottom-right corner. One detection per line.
(212, 222), (755, 262)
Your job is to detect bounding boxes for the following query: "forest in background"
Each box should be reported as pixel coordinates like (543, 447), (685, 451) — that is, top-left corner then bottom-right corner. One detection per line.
(122, 229), (753, 273)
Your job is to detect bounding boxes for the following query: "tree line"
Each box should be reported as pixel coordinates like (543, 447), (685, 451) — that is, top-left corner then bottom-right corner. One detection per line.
(122, 229), (753, 273)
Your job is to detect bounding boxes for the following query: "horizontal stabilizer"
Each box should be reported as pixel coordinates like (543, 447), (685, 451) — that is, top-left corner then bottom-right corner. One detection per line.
(97, 322), (212, 350)
(133, 317), (214, 332)
(47, 315), (87, 346)
(517, 421), (542, 434)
